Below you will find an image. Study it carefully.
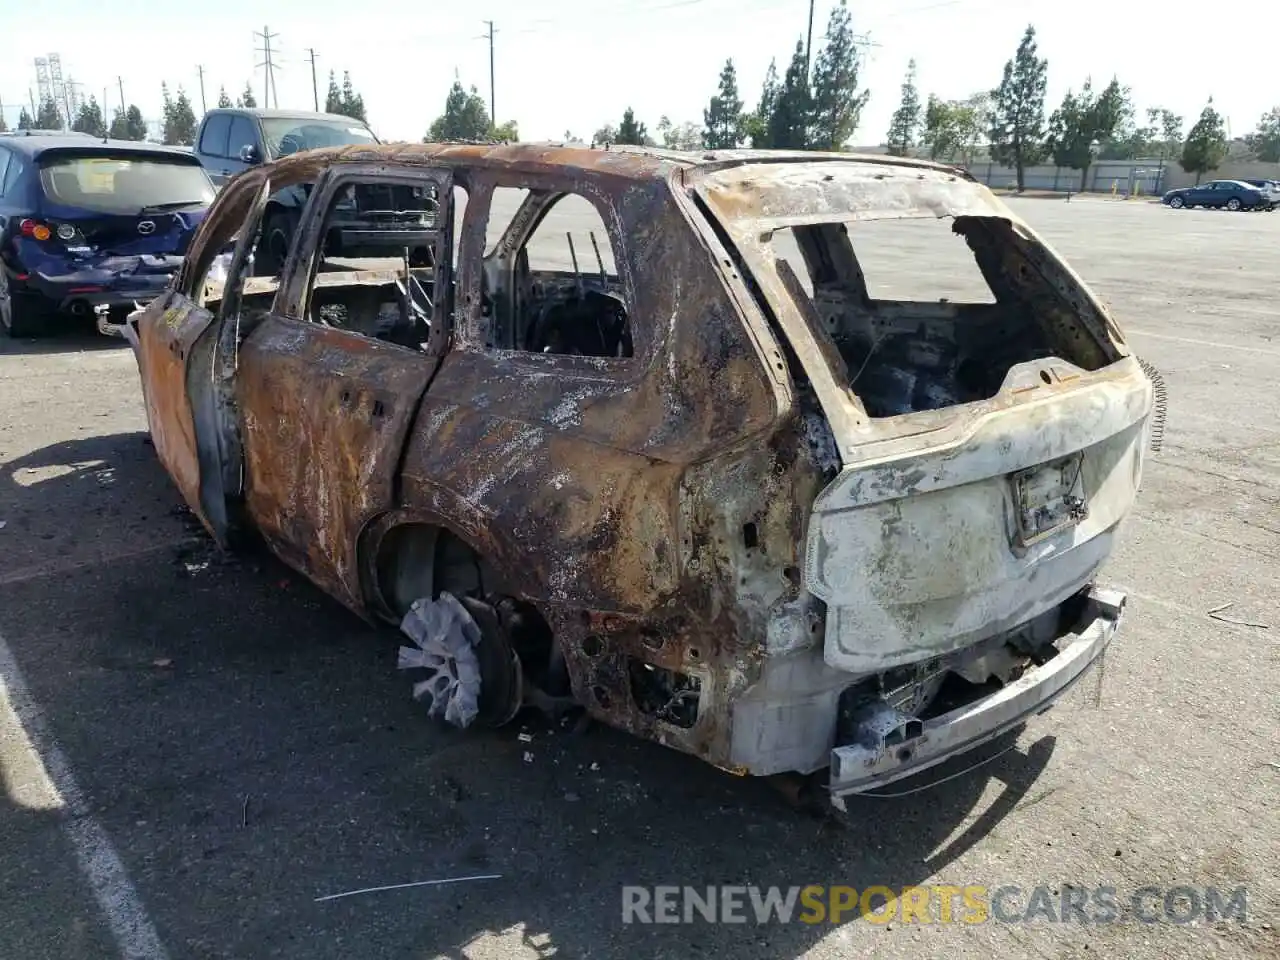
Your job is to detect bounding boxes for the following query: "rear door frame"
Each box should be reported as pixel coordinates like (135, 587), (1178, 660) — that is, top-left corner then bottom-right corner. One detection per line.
(132, 173), (273, 544)
(230, 161), (457, 612)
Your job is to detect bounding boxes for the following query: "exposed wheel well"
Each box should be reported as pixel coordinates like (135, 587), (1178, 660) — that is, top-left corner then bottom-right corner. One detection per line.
(373, 523), (495, 620)
(373, 522), (569, 697)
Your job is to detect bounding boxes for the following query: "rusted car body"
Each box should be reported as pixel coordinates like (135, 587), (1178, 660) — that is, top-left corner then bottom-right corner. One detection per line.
(115, 143), (1154, 806)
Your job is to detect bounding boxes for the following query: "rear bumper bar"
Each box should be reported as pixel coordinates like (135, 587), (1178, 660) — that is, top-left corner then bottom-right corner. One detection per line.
(828, 585), (1125, 806)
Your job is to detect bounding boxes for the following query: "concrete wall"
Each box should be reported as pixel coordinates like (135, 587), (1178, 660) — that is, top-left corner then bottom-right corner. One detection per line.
(1160, 160), (1280, 189)
(964, 159), (1172, 195)
(962, 158), (1280, 194)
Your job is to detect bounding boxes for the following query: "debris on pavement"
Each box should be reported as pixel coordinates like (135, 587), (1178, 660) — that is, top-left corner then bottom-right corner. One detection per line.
(314, 874), (503, 903)
(1207, 602), (1271, 629)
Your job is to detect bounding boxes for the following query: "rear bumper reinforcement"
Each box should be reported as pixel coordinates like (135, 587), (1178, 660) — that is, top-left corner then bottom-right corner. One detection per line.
(828, 585), (1125, 806)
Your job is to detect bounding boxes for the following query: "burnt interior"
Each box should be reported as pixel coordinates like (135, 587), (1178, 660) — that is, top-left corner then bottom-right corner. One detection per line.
(299, 182), (441, 350)
(481, 191), (633, 358)
(773, 216), (1115, 418)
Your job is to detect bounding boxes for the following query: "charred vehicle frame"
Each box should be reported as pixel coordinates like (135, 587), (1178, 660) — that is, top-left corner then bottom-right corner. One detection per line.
(113, 143), (1159, 807)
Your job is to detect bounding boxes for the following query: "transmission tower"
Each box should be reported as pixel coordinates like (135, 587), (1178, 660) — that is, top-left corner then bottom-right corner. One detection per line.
(48, 54), (72, 127)
(34, 57), (52, 109)
(254, 27), (281, 109)
(33, 54), (77, 127)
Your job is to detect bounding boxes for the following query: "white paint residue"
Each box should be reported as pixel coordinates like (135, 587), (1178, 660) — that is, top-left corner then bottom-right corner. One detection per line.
(426, 403), (457, 437)
(0, 628), (171, 959)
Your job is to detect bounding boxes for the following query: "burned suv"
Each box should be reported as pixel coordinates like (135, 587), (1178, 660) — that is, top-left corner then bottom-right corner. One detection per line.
(114, 143), (1155, 807)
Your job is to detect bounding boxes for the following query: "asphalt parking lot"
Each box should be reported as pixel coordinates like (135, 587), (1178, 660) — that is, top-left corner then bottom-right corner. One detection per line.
(1, 195), (1277, 960)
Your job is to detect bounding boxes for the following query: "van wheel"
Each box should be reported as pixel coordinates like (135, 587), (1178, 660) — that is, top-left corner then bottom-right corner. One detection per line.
(254, 211), (295, 277)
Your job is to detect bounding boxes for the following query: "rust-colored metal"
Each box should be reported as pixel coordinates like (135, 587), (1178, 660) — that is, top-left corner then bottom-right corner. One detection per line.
(133, 292), (220, 537)
(130, 142), (1142, 778)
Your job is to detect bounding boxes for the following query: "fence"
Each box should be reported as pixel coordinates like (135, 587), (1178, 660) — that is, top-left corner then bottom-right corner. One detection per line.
(960, 158), (1280, 195)
(963, 159), (1171, 196)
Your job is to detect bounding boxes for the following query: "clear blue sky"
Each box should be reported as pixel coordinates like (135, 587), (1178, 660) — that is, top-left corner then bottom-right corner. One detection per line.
(0, 0), (1264, 145)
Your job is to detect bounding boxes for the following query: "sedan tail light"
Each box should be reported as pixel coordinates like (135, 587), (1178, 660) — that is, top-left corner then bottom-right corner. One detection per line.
(19, 218), (52, 241)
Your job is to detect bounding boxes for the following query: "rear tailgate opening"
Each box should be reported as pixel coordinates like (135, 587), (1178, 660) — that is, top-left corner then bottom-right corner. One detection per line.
(694, 161), (1152, 678)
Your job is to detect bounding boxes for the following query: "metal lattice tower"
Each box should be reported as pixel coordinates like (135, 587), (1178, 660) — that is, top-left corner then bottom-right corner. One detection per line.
(33, 53), (75, 127)
(34, 58), (52, 108)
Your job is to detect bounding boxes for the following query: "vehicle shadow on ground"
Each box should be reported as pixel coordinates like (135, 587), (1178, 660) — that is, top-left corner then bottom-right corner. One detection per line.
(0, 432), (1059, 960)
(0, 321), (126, 357)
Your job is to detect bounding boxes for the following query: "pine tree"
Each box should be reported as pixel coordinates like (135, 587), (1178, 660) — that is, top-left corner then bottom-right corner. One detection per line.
(0, 110), (7, 133)
(426, 81), (491, 141)
(36, 98), (62, 130)
(325, 71), (342, 114)
(617, 107), (648, 145)
(886, 59), (921, 156)
(17, 108), (34, 130)
(768, 40), (812, 150)
(108, 107), (129, 140)
(988, 25), (1048, 191)
(217, 86), (233, 109)
(702, 58), (744, 149)
(71, 97), (107, 138)
(1180, 99), (1228, 184)
(340, 72), (367, 122)
(744, 59), (780, 148)
(237, 83), (257, 109)
(163, 86), (198, 145)
(810, 0), (870, 150)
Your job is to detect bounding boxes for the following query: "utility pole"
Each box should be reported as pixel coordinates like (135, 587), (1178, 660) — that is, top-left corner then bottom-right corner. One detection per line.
(255, 26), (281, 109)
(306, 48), (319, 111)
(117, 76), (126, 112)
(28, 88), (37, 118)
(196, 65), (207, 114)
(804, 0), (815, 75)
(484, 20), (496, 124)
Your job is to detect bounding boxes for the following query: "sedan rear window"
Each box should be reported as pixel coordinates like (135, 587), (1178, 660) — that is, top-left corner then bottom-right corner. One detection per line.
(38, 154), (215, 215)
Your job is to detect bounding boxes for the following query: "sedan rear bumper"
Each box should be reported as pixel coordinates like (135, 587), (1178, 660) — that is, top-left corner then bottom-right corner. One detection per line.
(22, 257), (180, 318)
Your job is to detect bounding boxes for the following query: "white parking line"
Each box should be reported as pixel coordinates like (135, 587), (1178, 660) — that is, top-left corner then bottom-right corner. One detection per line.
(0, 628), (170, 960)
(1127, 328), (1280, 358)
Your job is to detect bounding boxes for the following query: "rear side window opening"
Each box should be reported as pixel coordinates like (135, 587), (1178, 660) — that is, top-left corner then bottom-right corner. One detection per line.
(38, 154), (215, 216)
(769, 215), (1114, 419)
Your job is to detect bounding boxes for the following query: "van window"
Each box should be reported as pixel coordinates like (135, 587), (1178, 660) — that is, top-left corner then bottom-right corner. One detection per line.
(227, 116), (258, 159)
(199, 114), (232, 158)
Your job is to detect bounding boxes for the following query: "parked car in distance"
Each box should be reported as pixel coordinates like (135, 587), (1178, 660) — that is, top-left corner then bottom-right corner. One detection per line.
(0, 135), (215, 337)
(1, 129), (99, 139)
(1240, 178), (1280, 203)
(193, 108), (400, 274)
(112, 144), (1158, 808)
(1161, 179), (1275, 211)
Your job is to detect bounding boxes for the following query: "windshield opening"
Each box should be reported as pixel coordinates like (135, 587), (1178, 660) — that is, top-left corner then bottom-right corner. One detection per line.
(38, 154), (215, 216)
(261, 118), (377, 158)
